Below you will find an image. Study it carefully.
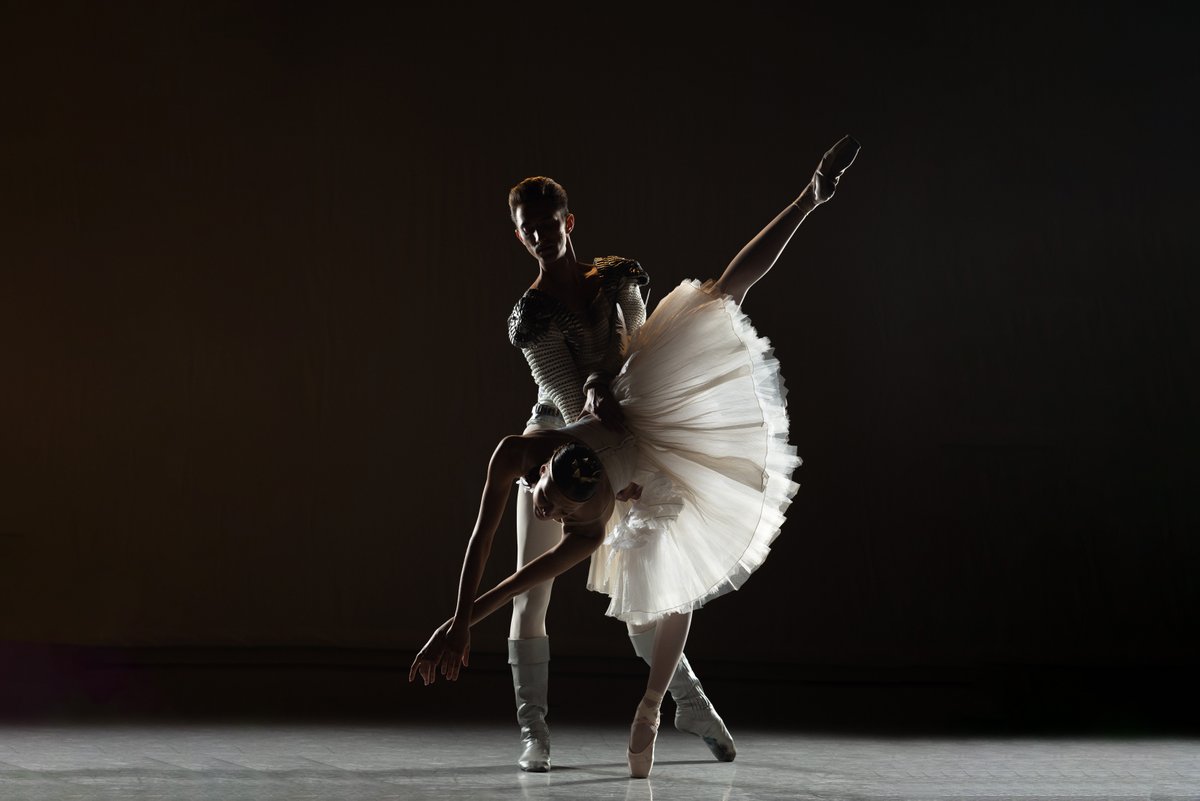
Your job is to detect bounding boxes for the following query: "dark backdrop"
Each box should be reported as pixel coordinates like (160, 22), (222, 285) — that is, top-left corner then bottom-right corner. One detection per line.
(2, 2), (1196, 673)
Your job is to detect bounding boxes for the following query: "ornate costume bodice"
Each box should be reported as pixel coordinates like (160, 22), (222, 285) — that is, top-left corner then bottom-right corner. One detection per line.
(508, 257), (649, 424)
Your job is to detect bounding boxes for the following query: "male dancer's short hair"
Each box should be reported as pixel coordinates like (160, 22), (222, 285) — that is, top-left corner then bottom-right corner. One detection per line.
(509, 176), (569, 223)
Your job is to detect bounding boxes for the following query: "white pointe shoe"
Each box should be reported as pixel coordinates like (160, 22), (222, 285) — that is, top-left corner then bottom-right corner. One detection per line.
(811, 134), (862, 204)
(628, 631), (736, 762)
(627, 696), (661, 779)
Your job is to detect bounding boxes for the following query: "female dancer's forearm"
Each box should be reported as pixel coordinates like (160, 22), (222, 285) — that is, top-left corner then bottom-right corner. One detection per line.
(461, 533), (601, 628)
(449, 437), (523, 629)
(468, 583), (519, 626)
(450, 536), (492, 626)
(434, 583), (514, 637)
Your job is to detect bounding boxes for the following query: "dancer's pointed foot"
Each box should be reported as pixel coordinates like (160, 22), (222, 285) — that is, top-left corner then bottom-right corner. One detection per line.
(627, 693), (662, 779)
(812, 134), (862, 204)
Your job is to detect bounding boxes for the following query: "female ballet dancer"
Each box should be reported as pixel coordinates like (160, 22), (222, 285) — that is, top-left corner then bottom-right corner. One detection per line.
(503, 176), (734, 772)
(411, 135), (860, 778)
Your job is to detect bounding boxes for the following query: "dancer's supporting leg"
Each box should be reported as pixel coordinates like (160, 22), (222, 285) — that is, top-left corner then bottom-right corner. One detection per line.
(628, 621), (735, 761)
(714, 135), (861, 306)
(507, 424), (563, 773)
(628, 611), (693, 778)
(510, 489), (559, 641)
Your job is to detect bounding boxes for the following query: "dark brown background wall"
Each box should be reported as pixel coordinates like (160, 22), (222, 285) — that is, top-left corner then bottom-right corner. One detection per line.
(1, 2), (1196, 668)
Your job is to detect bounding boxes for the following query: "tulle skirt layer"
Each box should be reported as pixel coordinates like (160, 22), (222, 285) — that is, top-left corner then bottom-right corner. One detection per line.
(585, 280), (801, 624)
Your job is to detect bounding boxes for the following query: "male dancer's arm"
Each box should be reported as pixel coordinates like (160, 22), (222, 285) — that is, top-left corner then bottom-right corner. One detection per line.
(583, 264), (649, 425)
(520, 328), (587, 423)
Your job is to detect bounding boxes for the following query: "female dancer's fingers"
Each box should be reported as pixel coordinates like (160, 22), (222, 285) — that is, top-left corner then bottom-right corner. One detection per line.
(616, 482), (643, 502)
(457, 647), (470, 679)
(427, 657), (441, 690)
(410, 653), (432, 684)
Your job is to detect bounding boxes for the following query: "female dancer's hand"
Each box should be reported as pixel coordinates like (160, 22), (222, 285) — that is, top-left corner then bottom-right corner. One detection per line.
(439, 623), (470, 681)
(409, 620), (451, 685)
(615, 481), (643, 502)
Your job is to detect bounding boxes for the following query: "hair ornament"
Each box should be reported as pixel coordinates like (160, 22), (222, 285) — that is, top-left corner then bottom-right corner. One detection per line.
(572, 460), (602, 483)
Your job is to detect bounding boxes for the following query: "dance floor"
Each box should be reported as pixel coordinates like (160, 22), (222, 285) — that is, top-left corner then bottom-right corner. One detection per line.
(0, 722), (1196, 800)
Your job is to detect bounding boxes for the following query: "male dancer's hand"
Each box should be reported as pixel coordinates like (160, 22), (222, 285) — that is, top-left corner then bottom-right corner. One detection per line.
(582, 383), (626, 430)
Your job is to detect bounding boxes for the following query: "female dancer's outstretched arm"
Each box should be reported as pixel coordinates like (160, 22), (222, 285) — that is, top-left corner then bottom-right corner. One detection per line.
(425, 435), (532, 680)
(714, 135), (861, 305)
(409, 433), (608, 685)
(409, 527), (602, 685)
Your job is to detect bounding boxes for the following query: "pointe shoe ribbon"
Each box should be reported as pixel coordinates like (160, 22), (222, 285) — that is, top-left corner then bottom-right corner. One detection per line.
(812, 134), (862, 204)
(627, 699), (662, 779)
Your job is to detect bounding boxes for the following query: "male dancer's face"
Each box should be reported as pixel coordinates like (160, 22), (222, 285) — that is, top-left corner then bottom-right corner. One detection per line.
(514, 202), (575, 265)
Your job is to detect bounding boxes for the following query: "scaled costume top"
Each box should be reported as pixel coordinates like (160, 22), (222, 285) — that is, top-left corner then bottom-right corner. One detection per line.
(507, 256), (649, 425)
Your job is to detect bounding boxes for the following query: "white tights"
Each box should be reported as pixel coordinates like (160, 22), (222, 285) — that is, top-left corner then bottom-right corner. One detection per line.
(509, 483), (561, 640)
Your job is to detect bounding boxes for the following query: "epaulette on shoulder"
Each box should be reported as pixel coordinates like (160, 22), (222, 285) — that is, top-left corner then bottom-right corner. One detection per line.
(595, 255), (649, 289)
(507, 290), (556, 347)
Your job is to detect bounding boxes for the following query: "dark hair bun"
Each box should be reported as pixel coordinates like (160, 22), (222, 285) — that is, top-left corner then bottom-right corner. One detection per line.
(549, 442), (604, 503)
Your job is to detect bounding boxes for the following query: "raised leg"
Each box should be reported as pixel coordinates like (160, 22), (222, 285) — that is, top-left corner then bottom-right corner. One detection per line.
(713, 135), (861, 306)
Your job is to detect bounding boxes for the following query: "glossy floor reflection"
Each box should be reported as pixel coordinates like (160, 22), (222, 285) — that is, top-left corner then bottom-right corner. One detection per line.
(0, 722), (1197, 800)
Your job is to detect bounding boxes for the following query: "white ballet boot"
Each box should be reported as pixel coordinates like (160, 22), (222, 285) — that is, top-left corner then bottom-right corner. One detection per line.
(628, 628), (736, 762)
(508, 637), (551, 772)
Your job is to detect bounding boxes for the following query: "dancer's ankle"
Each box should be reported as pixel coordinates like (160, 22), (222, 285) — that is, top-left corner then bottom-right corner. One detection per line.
(630, 691), (662, 754)
(639, 689), (664, 715)
(791, 184), (819, 213)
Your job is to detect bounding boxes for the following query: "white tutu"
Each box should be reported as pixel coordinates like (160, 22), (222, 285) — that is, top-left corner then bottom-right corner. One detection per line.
(585, 279), (801, 624)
